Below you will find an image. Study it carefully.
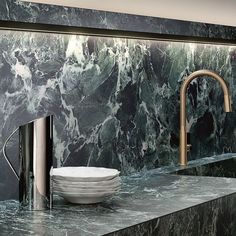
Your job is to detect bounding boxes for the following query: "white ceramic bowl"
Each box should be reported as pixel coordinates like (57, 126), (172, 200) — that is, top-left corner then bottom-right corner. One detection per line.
(53, 185), (121, 194)
(52, 166), (121, 204)
(53, 182), (121, 191)
(52, 167), (120, 182)
(55, 189), (119, 204)
(62, 196), (108, 204)
(52, 176), (121, 187)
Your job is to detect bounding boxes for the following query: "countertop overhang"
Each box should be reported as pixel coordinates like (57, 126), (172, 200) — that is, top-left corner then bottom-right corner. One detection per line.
(1, 0), (236, 44)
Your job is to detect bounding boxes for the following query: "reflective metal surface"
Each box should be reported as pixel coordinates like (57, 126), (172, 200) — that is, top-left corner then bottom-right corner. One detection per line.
(19, 115), (53, 210)
(3, 115), (53, 210)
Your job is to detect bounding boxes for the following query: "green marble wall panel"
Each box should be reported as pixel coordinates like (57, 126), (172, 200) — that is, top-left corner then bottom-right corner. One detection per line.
(0, 30), (236, 198)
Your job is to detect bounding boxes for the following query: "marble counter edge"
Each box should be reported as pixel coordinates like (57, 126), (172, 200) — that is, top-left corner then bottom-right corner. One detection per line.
(101, 173), (236, 235)
(104, 191), (236, 236)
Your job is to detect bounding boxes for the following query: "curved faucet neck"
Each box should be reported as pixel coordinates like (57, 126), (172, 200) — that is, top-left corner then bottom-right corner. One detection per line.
(179, 69), (232, 166)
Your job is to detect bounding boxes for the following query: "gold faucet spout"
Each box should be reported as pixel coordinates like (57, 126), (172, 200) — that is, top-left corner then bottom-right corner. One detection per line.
(224, 94), (232, 112)
(179, 69), (232, 166)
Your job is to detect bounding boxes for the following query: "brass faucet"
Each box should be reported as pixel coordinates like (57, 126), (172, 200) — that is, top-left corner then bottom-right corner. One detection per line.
(179, 69), (232, 166)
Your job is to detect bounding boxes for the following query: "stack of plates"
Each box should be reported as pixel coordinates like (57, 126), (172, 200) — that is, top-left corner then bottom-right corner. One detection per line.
(51, 167), (121, 204)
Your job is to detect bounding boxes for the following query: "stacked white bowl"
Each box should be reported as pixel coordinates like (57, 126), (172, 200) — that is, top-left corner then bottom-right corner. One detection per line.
(51, 167), (121, 204)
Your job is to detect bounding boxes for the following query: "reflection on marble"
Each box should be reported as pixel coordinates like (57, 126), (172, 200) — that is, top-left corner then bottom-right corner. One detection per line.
(0, 173), (236, 235)
(145, 153), (236, 175)
(175, 154), (236, 178)
(1, 30), (236, 199)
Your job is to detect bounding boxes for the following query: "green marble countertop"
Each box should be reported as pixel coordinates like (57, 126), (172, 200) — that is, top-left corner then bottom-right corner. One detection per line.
(1, 166), (236, 235)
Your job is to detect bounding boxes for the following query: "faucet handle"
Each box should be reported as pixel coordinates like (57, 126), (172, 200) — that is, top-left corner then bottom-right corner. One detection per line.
(187, 144), (192, 152)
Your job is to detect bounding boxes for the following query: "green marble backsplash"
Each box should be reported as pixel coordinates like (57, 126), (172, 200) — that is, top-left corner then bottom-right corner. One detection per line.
(1, 30), (236, 180)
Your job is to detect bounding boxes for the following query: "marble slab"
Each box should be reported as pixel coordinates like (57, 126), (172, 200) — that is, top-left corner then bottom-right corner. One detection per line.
(0, 29), (236, 200)
(0, 0), (236, 42)
(0, 0), (236, 202)
(145, 153), (236, 175)
(109, 193), (236, 236)
(174, 154), (236, 178)
(0, 172), (236, 235)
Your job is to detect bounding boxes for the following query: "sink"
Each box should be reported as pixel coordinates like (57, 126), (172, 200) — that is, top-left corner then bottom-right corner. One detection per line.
(174, 154), (236, 178)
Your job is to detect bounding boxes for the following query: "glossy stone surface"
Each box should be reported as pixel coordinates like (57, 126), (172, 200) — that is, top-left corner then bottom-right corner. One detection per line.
(175, 154), (236, 178)
(1, 30), (236, 199)
(0, 3), (235, 235)
(110, 194), (236, 236)
(0, 172), (236, 235)
(149, 153), (236, 174)
(0, 0), (236, 201)
(1, 0), (236, 42)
